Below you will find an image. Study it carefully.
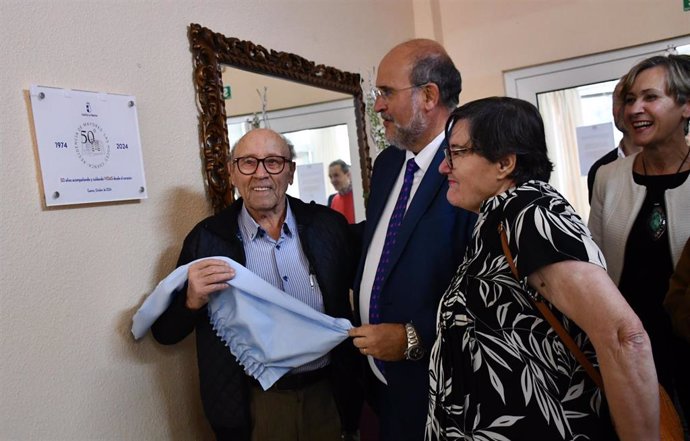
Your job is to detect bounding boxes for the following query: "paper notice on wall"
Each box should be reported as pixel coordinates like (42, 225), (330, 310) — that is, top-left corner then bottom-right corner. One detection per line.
(296, 163), (326, 205)
(575, 122), (615, 176)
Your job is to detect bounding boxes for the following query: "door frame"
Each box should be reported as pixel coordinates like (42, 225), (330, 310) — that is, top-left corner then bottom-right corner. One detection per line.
(504, 35), (690, 107)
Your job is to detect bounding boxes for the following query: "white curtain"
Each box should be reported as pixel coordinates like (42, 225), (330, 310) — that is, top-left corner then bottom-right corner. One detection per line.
(538, 89), (590, 219)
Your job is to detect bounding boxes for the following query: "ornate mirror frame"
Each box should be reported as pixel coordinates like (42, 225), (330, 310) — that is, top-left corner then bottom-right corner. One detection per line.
(189, 23), (372, 213)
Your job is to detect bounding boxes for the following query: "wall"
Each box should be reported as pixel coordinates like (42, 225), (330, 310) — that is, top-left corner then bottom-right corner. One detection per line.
(416, 0), (690, 102)
(3, 0), (688, 439)
(222, 69), (350, 116)
(0, 1), (413, 439)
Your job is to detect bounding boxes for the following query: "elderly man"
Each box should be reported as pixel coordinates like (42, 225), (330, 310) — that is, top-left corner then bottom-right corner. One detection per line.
(152, 128), (360, 441)
(348, 39), (476, 440)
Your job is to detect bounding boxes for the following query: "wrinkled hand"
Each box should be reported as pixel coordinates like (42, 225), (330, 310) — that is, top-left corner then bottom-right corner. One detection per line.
(348, 323), (406, 361)
(185, 259), (235, 310)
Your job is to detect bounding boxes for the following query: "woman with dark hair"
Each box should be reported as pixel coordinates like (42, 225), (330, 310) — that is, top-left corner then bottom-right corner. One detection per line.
(426, 97), (658, 440)
(589, 54), (690, 425)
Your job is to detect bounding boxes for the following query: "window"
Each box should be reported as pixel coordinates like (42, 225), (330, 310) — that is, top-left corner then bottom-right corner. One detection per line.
(504, 36), (690, 218)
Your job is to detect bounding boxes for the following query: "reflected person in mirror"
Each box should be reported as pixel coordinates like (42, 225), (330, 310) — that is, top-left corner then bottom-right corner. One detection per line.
(151, 128), (361, 441)
(328, 159), (355, 223)
(347, 39), (476, 441)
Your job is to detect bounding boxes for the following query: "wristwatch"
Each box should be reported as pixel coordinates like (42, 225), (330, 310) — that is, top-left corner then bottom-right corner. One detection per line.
(404, 323), (425, 361)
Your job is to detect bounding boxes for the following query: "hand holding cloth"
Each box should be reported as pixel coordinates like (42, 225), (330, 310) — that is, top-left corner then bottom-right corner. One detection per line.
(132, 256), (353, 389)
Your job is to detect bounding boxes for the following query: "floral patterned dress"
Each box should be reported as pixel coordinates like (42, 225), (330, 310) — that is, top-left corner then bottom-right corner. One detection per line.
(426, 181), (615, 441)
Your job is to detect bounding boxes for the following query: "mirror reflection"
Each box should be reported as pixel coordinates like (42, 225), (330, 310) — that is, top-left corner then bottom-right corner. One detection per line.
(188, 23), (371, 215)
(222, 68), (364, 220)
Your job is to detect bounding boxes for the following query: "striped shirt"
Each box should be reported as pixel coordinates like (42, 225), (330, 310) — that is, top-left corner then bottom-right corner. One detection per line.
(238, 200), (329, 373)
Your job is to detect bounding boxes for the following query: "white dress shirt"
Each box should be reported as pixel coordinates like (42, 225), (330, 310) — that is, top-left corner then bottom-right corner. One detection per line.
(358, 132), (445, 383)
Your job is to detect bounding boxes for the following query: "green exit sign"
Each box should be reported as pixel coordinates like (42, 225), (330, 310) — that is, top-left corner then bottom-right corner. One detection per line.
(685, 0), (690, 11)
(223, 85), (232, 100)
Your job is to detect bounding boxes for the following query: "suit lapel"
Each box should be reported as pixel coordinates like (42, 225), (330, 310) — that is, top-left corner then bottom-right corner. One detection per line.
(384, 144), (447, 276)
(362, 148), (405, 247)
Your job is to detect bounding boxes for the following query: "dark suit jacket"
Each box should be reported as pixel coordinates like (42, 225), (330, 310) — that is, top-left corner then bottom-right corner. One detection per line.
(353, 143), (476, 440)
(587, 147), (618, 202)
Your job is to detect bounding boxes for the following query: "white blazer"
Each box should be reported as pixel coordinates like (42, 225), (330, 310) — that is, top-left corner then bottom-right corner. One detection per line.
(588, 153), (690, 284)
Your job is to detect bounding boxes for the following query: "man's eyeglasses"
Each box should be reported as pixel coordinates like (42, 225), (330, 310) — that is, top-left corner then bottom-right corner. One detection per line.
(233, 156), (291, 175)
(443, 145), (475, 169)
(370, 82), (429, 101)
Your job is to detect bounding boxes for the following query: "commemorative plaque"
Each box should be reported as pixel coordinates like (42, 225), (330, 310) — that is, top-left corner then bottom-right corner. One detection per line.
(29, 85), (148, 206)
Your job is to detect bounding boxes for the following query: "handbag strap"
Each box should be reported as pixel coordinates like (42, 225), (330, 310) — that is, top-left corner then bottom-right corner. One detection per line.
(498, 223), (604, 390)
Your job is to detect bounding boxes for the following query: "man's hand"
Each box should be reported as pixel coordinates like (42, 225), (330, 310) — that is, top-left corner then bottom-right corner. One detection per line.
(348, 323), (407, 361)
(185, 259), (235, 310)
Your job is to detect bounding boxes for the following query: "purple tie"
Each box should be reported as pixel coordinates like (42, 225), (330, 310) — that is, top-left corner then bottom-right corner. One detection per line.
(369, 158), (419, 373)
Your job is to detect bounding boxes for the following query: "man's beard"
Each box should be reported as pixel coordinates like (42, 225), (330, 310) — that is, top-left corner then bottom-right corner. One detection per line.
(338, 183), (352, 195)
(385, 99), (429, 151)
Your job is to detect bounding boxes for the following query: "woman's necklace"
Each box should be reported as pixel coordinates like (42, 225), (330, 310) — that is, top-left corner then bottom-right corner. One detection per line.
(641, 147), (690, 175)
(639, 147), (690, 241)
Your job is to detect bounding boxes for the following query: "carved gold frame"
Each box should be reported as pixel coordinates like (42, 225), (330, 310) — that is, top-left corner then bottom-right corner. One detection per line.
(188, 23), (372, 213)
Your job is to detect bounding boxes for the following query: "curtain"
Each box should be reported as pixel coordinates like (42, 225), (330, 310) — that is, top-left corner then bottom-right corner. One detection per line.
(538, 89), (590, 220)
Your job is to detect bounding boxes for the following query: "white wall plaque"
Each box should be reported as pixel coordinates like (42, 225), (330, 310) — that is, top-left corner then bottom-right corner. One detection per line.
(29, 85), (148, 206)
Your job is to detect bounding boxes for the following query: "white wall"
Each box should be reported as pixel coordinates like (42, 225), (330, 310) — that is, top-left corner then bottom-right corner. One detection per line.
(418, 0), (690, 102)
(0, 1), (413, 439)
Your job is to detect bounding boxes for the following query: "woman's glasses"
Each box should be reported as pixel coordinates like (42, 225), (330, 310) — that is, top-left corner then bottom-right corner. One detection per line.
(443, 145), (475, 169)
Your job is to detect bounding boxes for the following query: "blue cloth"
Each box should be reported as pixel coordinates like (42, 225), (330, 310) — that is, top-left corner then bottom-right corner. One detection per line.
(238, 204), (330, 373)
(132, 256), (353, 389)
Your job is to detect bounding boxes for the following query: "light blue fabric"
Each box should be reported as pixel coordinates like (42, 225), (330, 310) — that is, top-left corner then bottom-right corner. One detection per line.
(131, 256), (353, 389)
(238, 204), (330, 374)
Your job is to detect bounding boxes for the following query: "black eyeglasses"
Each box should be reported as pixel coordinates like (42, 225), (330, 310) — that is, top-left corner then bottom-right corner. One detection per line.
(233, 156), (291, 175)
(443, 145), (475, 169)
(370, 82), (429, 101)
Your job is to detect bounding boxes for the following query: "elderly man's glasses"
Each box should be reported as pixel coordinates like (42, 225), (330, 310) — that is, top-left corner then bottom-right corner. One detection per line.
(443, 145), (475, 169)
(370, 82), (429, 101)
(233, 156), (291, 175)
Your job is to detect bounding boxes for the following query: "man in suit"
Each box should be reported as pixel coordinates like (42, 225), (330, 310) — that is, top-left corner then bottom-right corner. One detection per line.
(348, 39), (476, 441)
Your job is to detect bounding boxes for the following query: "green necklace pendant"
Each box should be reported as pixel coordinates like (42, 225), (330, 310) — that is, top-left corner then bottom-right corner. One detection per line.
(647, 203), (667, 241)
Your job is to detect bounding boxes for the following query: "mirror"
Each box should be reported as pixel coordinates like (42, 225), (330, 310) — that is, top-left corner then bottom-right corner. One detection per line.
(189, 23), (372, 213)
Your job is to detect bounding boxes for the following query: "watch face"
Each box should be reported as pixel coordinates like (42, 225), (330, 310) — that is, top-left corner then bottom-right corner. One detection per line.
(407, 346), (425, 361)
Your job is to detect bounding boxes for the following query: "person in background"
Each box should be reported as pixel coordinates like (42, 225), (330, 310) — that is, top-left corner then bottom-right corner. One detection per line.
(427, 96), (658, 441)
(587, 76), (642, 202)
(589, 54), (690, 429)
(348, 39), (476, 441)
(151, 128), (361, 441)
(328, 159), (355, 223)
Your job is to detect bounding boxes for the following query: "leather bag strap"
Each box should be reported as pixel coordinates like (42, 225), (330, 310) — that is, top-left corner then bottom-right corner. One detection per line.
(498, 223), (604, 390)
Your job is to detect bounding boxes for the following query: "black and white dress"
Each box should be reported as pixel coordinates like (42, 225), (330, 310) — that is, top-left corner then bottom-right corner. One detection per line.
(426, 181), (615, 441)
